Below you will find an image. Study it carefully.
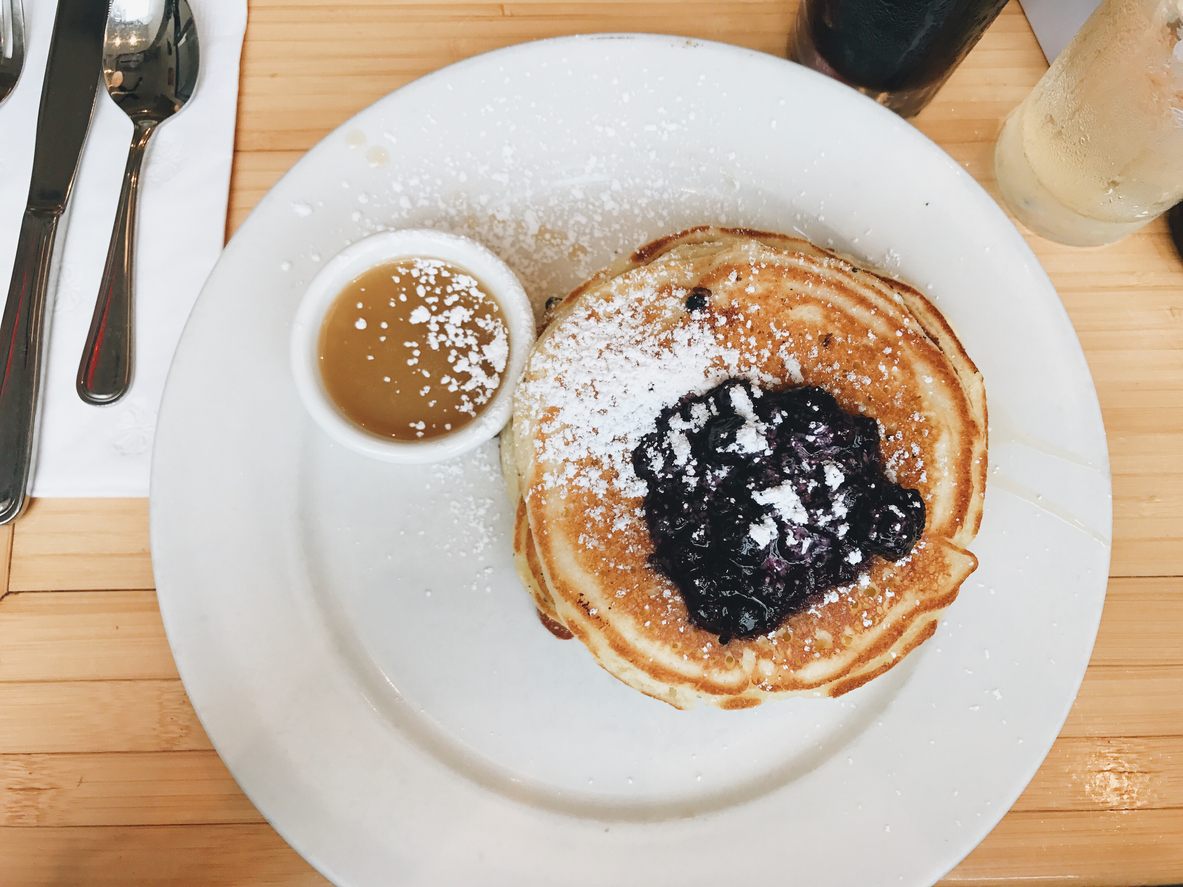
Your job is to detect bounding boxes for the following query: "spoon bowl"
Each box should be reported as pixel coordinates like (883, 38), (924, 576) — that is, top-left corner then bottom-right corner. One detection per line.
(104, 0), (198, 120)
(76, 0), (200, 405)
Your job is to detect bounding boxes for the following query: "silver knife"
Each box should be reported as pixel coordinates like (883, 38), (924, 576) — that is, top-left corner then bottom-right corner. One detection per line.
(0, 0), (109, 525)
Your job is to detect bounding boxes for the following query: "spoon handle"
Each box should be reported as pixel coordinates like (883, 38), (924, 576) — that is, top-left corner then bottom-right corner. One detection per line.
(0, 209), (59, 524)
(77, 119), (156, 405)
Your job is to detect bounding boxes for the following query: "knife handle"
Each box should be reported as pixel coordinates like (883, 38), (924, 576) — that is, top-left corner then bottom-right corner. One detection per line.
(76, 120), (155, 405)
(0, 209), (60, 525)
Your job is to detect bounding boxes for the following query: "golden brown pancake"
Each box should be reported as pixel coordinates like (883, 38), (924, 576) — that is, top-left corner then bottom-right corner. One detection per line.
(509, 227), (987, 708)
(501, 428), (567, 631)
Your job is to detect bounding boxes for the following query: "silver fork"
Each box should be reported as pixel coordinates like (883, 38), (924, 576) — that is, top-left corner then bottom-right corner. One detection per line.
(0, 0), (25, 106)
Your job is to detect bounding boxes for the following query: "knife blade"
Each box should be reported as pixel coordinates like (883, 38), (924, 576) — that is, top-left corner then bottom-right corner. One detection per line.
(0, 0), (109, 525)
(28, 0), (110, 210)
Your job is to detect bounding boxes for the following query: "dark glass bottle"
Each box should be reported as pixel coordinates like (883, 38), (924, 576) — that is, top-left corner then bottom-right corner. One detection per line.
(791, 0), (1009, 117)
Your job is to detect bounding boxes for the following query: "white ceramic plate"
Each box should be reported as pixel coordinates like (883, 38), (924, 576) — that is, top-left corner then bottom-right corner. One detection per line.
(151, 36), (1112, 887)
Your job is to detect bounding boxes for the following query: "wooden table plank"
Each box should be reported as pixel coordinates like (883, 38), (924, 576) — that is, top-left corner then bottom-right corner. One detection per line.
(0, 582), (1177, 764)
(0, 752), (257, 828)
(1060, 666), (1183, 738)
(2, 661), (1174, 756)
(1086, 578), (1183, 667)
(0, 591), (176, 682)
(945, 808), (1183, 886)
(1, 579), (1177, 682)
(0, 735), (1175, 831)
(0, 825), (327, 887)
(1015, 736), (1183, 814)
(233, 8), (795, 156)
(1, 811), (1181, 887)
(0, 682), (208, 755)
(7, 501), (152, 593)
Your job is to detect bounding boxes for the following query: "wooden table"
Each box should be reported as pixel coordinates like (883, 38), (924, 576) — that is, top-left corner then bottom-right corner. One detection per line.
(1, 2), (1180, 884)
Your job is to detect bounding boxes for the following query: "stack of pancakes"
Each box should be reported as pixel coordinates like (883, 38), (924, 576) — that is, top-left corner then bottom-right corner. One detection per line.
(506, 227), (987, 709)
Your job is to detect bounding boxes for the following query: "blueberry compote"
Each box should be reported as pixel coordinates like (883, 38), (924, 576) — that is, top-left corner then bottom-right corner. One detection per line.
(632, 380), (925, 643)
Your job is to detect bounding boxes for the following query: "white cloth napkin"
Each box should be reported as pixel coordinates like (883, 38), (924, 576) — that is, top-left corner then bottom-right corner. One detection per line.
(0, 0), (246, 497)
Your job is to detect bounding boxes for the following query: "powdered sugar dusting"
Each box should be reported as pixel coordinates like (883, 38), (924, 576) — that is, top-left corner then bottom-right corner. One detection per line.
(753, 482), (808, 525)
(391, 257), (508, 419)
(521, 276), (773, 499)
(748, 515), (779, 547)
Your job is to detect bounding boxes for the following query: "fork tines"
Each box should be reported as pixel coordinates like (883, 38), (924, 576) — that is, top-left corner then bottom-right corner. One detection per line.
(0, 0), (25, 103)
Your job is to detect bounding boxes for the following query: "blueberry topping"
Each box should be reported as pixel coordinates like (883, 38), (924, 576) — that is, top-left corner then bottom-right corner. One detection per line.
(685, 287), (711, 312)
(632, 380), (926, 643)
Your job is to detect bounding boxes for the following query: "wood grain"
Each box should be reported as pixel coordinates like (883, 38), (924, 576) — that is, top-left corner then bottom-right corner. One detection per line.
(946, 809), (1183, 886)
(0, 682), (208, 754)
(1015, 736), (1183, 814)
(7, 500), (152, 593)
(1, 1), (1181, 885)
(0, 735), (1175, 831)
(1, 811), (1181, 887)
(0, 591), (176, 682)
(0, 583), (1179, 860)
(0, 580), (1174, 681)
(0, 825), (327, 887)
(0, 752), (256, 828)
(1087, 578), (1183, 667)
(1061, 667), (1183, 739)
(3, 659), (1175, 757)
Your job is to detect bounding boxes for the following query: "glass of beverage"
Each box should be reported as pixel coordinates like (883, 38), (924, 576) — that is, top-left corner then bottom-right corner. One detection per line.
(790, 0), (1009, 117)
(995, 0), (1183, 246)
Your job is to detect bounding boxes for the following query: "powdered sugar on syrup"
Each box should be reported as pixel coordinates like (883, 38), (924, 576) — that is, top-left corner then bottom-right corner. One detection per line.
(317, 257), (509, 441)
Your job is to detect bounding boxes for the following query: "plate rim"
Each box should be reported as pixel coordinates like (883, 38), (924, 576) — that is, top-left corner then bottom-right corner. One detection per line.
(150, 32), (1113, 887)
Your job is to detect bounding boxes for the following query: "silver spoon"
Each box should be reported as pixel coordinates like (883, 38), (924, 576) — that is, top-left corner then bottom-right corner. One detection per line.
(76, 0), (199, 405)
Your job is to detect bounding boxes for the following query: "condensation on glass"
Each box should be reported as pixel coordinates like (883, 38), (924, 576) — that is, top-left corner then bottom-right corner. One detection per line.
(995, 0), (1183, 246)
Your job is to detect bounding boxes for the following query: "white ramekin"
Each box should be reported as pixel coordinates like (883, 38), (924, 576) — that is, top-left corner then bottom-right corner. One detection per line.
(290, 229), (535, 463)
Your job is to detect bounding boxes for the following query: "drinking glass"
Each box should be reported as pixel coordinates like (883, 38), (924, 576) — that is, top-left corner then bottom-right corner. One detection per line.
(995, 0), (1183, 246)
